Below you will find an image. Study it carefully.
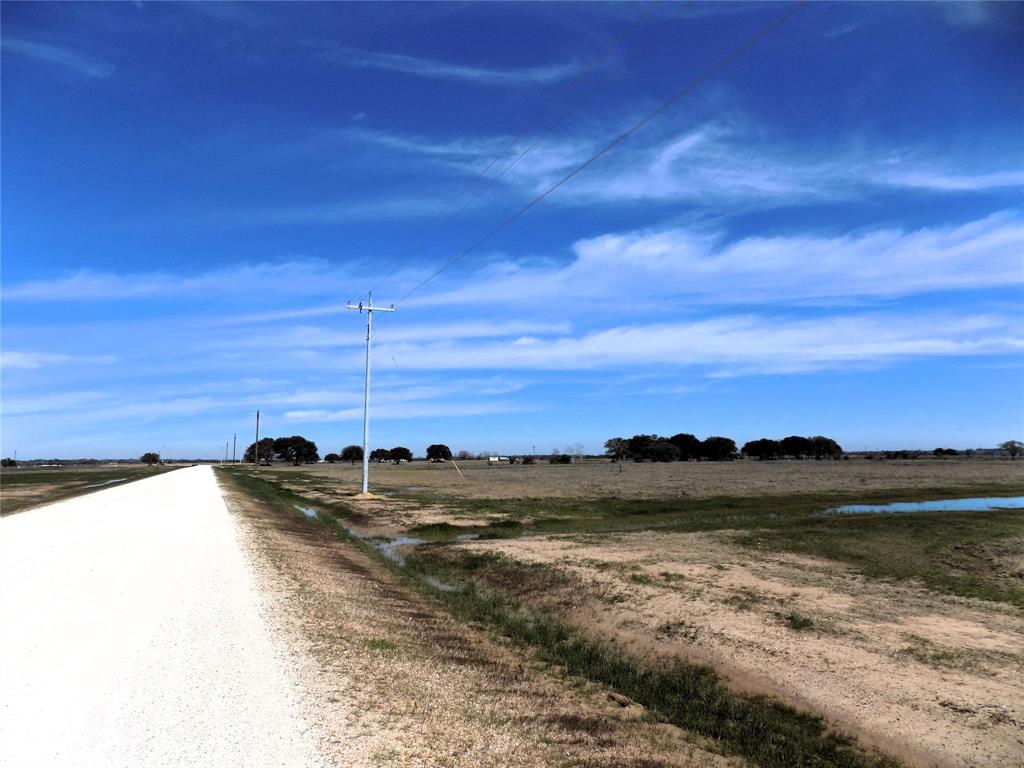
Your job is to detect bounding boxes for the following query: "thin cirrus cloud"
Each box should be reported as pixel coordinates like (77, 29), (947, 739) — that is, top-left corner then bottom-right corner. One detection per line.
(329, 121), (1024, 208)
(0, 351), (118, 370)
(320, 45), (582, 87)
(1, 259), (355, 302)
(1, 37), (115, 79)
(410, 210), (1024, 307)
(283, 399), (534, 423)
(202, 122), (1024, 230)
(374, 312), (1022, 375)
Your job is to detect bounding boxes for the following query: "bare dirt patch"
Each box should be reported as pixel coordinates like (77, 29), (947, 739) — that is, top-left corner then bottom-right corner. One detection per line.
(468, 532), (1024, 768)
(219, 478), (745, 767)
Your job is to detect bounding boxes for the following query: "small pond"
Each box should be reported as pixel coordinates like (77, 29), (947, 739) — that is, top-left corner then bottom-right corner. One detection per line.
(827, 497), (1024, 515)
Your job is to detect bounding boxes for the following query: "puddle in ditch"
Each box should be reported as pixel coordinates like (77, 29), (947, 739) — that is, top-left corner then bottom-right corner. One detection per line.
(826, 496), (1024, 515)
(83, 478), (128, 489)
(293, 504), (461, 592)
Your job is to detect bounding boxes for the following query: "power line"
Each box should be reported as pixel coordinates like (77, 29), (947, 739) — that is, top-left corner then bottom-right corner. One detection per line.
(395, 1), (807, 305)
(358, 0), (678, 296)
(368, 1), (694, 297)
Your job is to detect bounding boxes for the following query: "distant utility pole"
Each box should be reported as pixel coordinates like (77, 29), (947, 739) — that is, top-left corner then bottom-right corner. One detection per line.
(254, 410), (260, 468)
(232, 434), (237, 464)
(346, 291), (395, 495)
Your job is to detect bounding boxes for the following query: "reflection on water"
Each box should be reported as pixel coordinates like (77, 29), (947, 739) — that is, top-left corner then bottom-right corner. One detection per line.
(290, 503), (462, 592)
(828, 497), (1024, 515)
(372, 535), (424, 566)
(83, 478), (128, 489)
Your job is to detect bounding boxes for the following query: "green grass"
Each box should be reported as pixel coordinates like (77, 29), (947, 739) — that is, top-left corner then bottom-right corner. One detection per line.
(399, 547), (896, 768)
(363, 637), (399, 654)
(232, 468), (1024, 608)
(218, 467), (900, 768)
(735, 508), (1024, 608)
(0, 465), (178, 515)
(778, 611), (816, 631)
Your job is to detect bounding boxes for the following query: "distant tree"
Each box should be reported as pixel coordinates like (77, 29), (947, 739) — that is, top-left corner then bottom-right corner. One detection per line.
(521, 456), (536, 465)
(1000, 440), (1023, 459)
(742, 439), (783, 460)
(324, 453), (342, 464)
(884, 450), (916, 460)
(626, 435), (655, 461)
(932, 447), (959, 457)
(272, 435), (319, 466)
(604, 437), (627, 462)
(1, 457), (16, 468)
(456, 450), (473, 461)
(244, 437), (276, 465)
(809, 436), (843, 460)
(140, 452), (160, 466)
(700, 436), (738, 461)
(669, 433), (702, 461)
(647, 440), (680, 462)
(781, 435), (813, 459)
(369, 448), (390, 462)
(549, 453), (572, 464)
(390, 446), (413, 462)
(340, 445), (364, 464)
(620, 434), (679, 462)
(426, 444), (453, 461)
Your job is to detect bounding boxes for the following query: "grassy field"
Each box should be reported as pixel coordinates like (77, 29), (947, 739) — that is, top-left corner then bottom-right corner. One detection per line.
(221, 458), (1024, 767)
(269, 455), (1024, 500)
(0, 465), (179, 515)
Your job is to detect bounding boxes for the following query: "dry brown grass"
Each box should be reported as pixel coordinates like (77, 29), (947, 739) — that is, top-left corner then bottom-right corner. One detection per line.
(270, 456), (1023, 501)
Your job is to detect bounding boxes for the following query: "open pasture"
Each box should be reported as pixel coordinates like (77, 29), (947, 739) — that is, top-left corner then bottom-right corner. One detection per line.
(245, 456), (1024, 767)
(271, 455), (1024, 501)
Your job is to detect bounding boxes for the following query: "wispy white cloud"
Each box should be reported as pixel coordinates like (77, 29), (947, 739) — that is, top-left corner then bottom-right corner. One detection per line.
(330, 121), (1024, 210)
(284, 400), (533, 422)
(877, 170), (1024, 192)
(0, 351), (118, 370)
(317, 45), (581, 87)
(2, 259), (354, 302)
(2, 37), (115, 79)
(411, 211), (1024, 307)
(1, 391), (111, 416)
(375, 312), (1023, 375)
(204, 320), (571, 350)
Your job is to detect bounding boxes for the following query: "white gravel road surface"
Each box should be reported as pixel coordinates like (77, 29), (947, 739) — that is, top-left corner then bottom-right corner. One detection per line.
(0, 466), (326, 768)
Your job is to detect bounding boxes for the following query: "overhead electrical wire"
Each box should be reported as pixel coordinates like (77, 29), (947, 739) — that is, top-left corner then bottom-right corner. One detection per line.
(357, 0), (682, 297)
(394, 0), (808, 305)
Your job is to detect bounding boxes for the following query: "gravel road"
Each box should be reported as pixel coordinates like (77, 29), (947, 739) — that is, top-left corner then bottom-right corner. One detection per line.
(0, 466), (326, 768)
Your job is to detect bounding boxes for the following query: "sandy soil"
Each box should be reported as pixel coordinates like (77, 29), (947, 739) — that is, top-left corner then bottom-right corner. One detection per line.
(471, 532), (1024, 768)
(272, 457), (1024, 502)
(219, 475), (746, 768)
(0, 466), (326, 767)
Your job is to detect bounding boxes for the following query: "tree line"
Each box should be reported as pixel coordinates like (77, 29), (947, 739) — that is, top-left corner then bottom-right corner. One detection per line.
(323, 444), (435, 464)
(604, 433), (844, 462)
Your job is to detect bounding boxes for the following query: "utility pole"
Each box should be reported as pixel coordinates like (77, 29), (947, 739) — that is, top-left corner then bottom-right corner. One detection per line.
(254, 410), (260, 468)
(232, 434), (237, 464)
(346, 291), (395, 495)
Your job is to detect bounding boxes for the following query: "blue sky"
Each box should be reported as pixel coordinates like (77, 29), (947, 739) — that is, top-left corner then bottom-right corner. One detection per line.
(2, 1), (1022, 459)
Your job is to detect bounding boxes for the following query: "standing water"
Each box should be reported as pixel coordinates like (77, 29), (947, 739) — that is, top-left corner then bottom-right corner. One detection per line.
(827, 497), (1024, 515)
